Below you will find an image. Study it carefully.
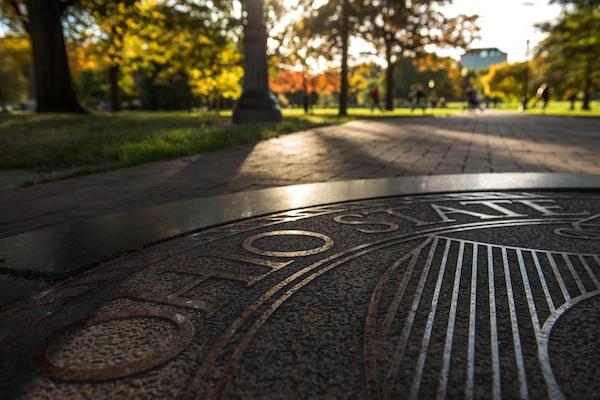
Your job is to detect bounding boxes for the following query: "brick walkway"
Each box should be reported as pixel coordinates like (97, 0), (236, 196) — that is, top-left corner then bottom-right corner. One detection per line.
(1, 111), (599, 238)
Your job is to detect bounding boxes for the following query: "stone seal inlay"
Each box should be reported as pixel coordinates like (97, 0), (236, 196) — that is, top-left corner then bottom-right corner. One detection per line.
(1, 191), (599, 399)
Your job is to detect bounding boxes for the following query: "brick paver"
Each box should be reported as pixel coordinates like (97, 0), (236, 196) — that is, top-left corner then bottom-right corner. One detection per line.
(1, 111), (599, 238)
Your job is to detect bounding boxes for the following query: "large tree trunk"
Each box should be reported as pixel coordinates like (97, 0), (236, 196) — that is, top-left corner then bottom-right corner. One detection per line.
(384, 40), (394, 111)
(582, 60), (592, 111)
(338, 0), (349, 117)
(109, 65), (121, 112)
(25, 0), (84, 113)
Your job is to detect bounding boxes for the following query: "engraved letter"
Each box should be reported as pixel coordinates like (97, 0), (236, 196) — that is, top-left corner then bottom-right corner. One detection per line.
(333, 214), (399, 233)
(365, 208), (435, 226)
(515, 199), (589, 217)
(243, 230), (334, 257)
(460, 200), (527, 218)
(430, 204), (501, 223)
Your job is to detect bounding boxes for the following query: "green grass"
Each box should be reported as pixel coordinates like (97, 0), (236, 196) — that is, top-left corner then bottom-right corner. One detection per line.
(448, 100), (600, 117)
(0, 107), (457, 183)
(521, 101), (600, 117)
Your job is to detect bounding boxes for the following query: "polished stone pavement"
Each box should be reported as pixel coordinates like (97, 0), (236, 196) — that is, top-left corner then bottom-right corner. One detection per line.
(1, 185), (599, 399)
(1, 112), (599, 239)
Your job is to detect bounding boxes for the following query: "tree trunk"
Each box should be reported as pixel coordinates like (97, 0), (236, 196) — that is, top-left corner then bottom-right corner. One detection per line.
(521, 61), (529, 110)
(0, 88), (7, 112)
(302, 72), (309, 114)
(385, 41), (394, 111)
(109, 64), (121, 112)
(338, 0), (349, 117)
(582, 60), (592, 111)
(25, 0), (84, 113)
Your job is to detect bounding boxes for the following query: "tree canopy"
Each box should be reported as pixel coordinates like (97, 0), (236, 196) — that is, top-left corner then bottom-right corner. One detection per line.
(536, 3), (600, 109)
(0, 0), (597, 114)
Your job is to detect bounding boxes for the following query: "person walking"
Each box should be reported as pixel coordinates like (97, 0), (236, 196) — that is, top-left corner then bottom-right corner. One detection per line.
(411, 84), (426, 112)
(466, 85), (479, 111)
(533, 82), (551, 109)
(567, 89), (577, 110)
(370, 85), (382, 111)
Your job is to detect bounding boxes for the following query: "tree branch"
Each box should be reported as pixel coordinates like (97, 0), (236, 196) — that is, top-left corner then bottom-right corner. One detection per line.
(59, 0), (80, 13)
(9, 0), (29, 32)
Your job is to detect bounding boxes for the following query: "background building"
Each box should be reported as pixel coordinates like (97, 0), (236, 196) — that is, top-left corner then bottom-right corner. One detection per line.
(460, 48), (508, 71)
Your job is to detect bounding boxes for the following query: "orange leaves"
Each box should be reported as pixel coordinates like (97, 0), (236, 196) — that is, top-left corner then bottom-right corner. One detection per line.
(270, 68), (340, 94)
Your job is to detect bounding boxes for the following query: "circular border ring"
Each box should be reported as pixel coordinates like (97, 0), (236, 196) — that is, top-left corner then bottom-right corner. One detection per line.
(33, 308), (194, 381)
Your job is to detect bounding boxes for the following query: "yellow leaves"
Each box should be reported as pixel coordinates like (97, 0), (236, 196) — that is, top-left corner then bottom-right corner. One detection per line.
(479, 61), (527, 101)
(63, 0), (243, 102)
(0, 37), (31, 102)
(188, 65), (243, 100)
(349, 64), (370, 91)
(125, 18), (139, 30)
(186, 40), (243, 99)
(217, 66), (244, 99)
(0, 36), (31, 66)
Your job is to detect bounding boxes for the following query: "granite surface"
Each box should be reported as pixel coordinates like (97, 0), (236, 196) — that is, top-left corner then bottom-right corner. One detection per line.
(1, 190), (599, 399)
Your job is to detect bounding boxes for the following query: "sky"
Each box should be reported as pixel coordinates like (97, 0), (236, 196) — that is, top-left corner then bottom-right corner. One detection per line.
(437, 0), (563, 62)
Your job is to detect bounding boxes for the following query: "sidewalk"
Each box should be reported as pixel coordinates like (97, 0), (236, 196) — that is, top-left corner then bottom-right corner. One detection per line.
(2, 112), (599, 238)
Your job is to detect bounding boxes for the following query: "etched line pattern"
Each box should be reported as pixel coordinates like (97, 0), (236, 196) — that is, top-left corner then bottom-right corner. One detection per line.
(501, 247), (529, 399)
(488, 244), (502, 400)
(408, 240), (451, 400)
(382, 237), (440, 399)
(366, 236), (600, 399)
(464, 243), (478, 400)
(436, 241), (464, 400)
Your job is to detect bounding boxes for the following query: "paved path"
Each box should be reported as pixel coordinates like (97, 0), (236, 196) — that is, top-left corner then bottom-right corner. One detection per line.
(1, 112), (599, 238)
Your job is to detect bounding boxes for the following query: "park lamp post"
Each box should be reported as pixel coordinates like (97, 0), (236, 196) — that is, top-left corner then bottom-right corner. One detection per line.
(232, 0), (282, 123)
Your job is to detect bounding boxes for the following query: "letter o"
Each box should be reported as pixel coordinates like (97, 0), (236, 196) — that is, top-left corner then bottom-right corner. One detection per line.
(242, 230), (334, 257)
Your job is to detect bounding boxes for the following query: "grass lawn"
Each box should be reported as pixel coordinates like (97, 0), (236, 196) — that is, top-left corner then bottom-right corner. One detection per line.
(481, 100), (600, 117)
(0, 107), (456, 183)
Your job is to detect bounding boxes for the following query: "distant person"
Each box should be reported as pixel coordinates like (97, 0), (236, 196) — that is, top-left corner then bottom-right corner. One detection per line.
(370, 85), (382, 111)
(467, 85), (479, 110)
(303, 92), (309, 114)
(483, 94), (491, 109)
(99, 99), (110, 111)
(533, 82), (550, 109)
(411, 84), (426, 112)
(416, 86), (426, 111)
(567, 89), (577, 110)
(410, 85), (417, 111)
(309, 90), (318, 112)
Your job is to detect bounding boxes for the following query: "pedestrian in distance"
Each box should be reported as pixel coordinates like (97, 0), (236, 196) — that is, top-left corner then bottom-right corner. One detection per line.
(466, 85), (479, 111)
(533, 82), (551, 110)
(411, 84), (426, 112)
(566, 89), (577, 111)
(370, 85), (383, 111)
